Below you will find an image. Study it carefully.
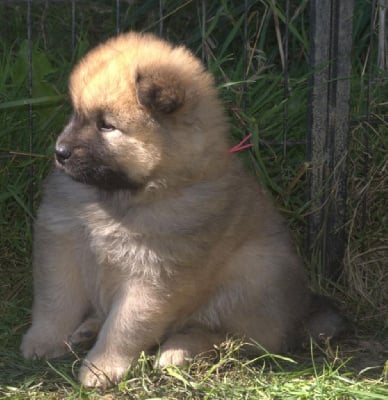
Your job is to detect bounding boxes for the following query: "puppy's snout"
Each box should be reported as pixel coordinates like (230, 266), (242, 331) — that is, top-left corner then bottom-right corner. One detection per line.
(55, 143), (72, 164)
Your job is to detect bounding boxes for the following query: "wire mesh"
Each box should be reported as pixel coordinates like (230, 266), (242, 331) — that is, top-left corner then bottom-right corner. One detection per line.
(26, 0), (34, 220)
(0, 0), (386, 280)
(116, 0), (121, 34)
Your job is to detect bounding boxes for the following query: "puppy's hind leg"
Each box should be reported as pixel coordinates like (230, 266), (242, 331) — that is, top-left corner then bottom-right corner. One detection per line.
(70, 316), (103, 351)
(21, 226), (90, 360)
(305, 294), (346, 344)
(156, 326), (225, 368)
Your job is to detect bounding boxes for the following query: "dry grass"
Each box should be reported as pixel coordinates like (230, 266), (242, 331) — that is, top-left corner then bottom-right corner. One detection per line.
(339, 117), (387, 330)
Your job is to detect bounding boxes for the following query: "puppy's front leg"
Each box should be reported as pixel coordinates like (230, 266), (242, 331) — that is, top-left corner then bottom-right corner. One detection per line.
(79, 282), (175, 388)
(21, 228), (89, 360)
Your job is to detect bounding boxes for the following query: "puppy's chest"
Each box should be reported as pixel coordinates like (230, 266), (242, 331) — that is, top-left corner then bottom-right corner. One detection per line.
(80, 205), (169, 274)
(92, 226), (161, 271)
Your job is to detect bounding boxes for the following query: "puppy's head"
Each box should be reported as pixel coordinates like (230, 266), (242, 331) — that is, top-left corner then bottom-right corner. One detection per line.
(55, 32), (228, 192)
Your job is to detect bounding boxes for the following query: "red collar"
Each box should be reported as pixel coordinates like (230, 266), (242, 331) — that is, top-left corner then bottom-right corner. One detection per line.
(229, 134), (253, 153)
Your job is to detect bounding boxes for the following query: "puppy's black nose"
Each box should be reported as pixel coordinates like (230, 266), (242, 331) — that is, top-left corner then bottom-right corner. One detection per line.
(55, 144), (72, 164)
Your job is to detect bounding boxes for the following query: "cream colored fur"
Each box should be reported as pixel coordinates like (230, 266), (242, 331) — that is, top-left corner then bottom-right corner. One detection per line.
(21, 32), (338, 388)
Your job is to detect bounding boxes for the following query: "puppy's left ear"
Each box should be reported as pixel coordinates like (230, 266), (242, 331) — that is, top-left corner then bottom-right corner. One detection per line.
(135, 65), (185, 114)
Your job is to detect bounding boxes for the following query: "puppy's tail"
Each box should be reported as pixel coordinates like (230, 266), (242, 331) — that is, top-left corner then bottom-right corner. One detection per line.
(305, 294), (346, 343)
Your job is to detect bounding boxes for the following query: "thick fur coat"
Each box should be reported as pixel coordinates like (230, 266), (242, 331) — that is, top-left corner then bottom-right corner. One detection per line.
(21, 32), (342, 388)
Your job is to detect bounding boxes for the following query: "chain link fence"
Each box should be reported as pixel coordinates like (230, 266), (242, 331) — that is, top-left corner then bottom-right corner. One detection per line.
(0, 0), (386, 283)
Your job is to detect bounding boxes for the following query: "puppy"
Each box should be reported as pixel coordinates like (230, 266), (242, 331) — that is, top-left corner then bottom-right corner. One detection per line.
(21, 32), (343, 388)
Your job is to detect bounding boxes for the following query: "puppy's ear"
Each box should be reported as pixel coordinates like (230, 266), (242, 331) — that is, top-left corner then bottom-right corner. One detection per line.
(135, 66), (185, 114)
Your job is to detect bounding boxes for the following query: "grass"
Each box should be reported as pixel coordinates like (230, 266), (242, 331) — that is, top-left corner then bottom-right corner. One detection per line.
(0, 0), (387, 398)
(0, 339), (387, 399)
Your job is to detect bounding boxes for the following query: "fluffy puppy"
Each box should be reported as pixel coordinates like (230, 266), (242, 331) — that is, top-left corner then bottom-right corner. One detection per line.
(21, 32), (343, 388)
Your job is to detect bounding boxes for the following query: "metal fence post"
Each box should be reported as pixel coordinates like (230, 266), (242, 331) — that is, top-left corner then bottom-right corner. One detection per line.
(307, 0), (355, 280)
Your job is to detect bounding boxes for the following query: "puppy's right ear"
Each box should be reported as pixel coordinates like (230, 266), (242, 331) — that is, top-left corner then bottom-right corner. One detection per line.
(135, 66), (185, 114)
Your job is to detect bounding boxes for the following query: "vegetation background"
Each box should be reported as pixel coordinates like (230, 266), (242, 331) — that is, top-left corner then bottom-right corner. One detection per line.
(0, 0), (386, 398)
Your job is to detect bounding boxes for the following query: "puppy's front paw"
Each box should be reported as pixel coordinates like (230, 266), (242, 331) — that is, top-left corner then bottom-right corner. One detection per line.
(21, 326), (68, 359)
(79, 356), (129, 388)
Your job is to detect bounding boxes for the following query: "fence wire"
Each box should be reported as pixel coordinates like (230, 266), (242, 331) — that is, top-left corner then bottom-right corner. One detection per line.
(0, 0), (386, 279)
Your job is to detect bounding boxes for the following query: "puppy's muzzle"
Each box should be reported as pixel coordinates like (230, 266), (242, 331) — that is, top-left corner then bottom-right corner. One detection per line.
(55, 143), (72, 165)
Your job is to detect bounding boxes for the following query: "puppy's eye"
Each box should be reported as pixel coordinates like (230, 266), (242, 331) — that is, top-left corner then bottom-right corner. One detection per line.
(97, 120), (116, 132)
